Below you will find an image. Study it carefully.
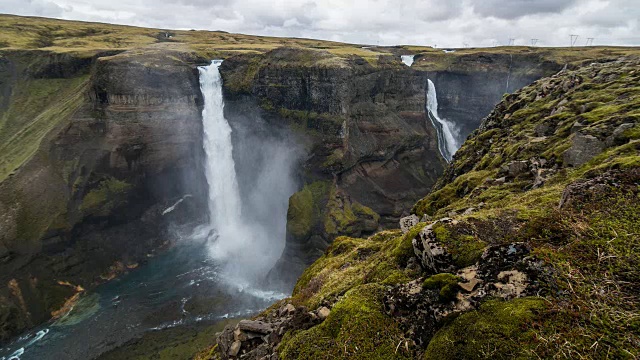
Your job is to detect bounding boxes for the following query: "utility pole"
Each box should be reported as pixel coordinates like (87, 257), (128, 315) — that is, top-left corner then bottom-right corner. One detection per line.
(586, 37), (594, 46)
(570, 34), (579, 47)
(463, 42), (469, 48)
(531, 38), (538, 46)
(508, 38), (515, 46)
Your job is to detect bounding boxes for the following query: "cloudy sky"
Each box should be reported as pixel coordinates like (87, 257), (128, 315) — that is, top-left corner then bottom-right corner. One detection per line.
(2, 0), (639, 47)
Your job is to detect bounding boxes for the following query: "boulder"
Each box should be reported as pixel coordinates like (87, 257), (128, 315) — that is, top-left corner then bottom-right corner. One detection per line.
(229, 340), (242, 357)
(605, 123), (634, 147)
(563, 133), (604, 167)
(238, 320), (273, 334)
(507, 161), (529, 177)
(234, 328), (248, 342)
(282, 303), (296, 315)
(412, 219), (455, 273)
(399, 214), (420, 233)
(317, 306), (331, 320)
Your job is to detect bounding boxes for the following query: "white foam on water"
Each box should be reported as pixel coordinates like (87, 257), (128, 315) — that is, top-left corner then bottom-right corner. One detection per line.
(24, 329), (48, 348)
(6, 347), (24, 360)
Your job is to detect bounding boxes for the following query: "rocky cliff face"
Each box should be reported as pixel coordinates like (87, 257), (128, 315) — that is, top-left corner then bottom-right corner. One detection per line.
(0, 48), (207, 341)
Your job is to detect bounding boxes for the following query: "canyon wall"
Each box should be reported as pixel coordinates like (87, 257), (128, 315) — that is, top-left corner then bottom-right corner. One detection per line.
(0, 49), (208, 341)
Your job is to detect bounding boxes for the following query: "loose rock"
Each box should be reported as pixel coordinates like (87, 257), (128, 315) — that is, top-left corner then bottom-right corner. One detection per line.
(317, 306), (331, 320)
(238, 320), (273, 335)
(563, 133), (604, 167)
(399, 214), (420, 233)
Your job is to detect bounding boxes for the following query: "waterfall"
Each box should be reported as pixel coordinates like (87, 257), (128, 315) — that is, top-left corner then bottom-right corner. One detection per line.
(426, 79), (460, 162)
(198, 60), (261, 284)
(199, 60), (243, 236)
(401, 55), (415, 67)
(197, 60), (298, 289)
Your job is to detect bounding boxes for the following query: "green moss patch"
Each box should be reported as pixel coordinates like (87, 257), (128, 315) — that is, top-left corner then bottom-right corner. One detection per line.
(286, 181), (330, 240)
(0, 74), (89, 182)
(279, 284), (411, 360)
(80, 177), (132, 216)
(424, 298), (546, 360)
(423, 273), (460, 302)
(291, 229), (416, 310)
(431, 222), (486, 268)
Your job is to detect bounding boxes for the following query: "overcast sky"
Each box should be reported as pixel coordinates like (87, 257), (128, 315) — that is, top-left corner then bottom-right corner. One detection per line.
(2, 0), (639, 47)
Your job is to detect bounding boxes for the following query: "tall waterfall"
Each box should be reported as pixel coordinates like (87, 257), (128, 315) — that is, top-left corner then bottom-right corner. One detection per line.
(426, 79), (460, 162)
(197, 60), (298, 289)
(199, 60), (243, 229)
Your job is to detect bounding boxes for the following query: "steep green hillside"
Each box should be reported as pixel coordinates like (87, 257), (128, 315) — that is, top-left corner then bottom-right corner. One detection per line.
(203, 57), (639, 359)
(0, 53), (89, 182)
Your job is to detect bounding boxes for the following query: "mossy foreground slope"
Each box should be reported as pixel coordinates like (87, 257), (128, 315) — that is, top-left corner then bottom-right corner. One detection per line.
(202, 57), (639, 359)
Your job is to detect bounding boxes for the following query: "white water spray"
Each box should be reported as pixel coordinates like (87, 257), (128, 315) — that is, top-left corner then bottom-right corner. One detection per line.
(426, 79), (460, 162)
(197, 60), (297, 290)
(401, 55), (415, 67)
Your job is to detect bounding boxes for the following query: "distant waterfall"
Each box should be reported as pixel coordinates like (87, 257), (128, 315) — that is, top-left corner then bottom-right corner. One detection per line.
(401, 55), (415, 66)
(426, 79), (460, 162)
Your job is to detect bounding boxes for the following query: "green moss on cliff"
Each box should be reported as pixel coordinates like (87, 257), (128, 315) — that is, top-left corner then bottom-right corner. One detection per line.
(431, 223), (486, 268)
(410, 58), (640, 358)
(279, 284), (411, 360)
(0, 74), (89, 182)
(291, 229), (415, 310)
(80, 177), (132, 215)
(287, 181), (331, 240)
(413, 170), (491, 216)
(324, 187), (379, 238)
(424, 298), (546, 359)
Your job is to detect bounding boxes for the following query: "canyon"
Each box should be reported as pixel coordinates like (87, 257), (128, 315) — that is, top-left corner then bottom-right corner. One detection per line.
(0, 14), (638, 360)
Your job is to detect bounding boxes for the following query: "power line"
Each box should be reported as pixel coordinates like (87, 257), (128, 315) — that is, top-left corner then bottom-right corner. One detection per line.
(570, 34), (579, 47)
(586, 37), (594, 46)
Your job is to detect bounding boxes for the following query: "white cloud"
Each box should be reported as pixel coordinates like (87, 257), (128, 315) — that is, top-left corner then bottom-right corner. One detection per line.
(1, 0), (64, 17)
(0, 0), (638, 47)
